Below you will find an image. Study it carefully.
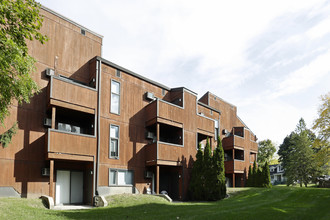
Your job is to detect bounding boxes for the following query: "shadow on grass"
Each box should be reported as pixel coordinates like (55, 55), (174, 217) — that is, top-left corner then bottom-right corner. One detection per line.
(46, 187), (330, 220)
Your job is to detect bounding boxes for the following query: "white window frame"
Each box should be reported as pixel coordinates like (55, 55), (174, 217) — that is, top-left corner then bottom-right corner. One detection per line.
(109, 168), (134, 186)
(109, 124), (119, 159)
(110, 80), (120, 115)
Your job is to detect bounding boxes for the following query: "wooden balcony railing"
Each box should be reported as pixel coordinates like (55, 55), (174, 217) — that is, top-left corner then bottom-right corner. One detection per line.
(49, 76), (97, 110)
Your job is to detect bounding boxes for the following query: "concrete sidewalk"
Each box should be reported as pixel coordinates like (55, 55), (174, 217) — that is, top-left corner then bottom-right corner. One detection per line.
(53, 205), (94, 210)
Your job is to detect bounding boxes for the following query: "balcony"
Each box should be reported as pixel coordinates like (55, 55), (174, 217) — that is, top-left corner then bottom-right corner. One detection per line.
(145, 142), (184, 166)
(224, 160), (246, 173)
(46, 129), (96, 161)
(145, 99), (184, 125)
(48, 76), (97, 113)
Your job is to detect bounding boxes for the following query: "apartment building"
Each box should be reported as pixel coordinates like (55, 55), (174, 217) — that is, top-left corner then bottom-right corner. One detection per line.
(0, 6), (257, 205)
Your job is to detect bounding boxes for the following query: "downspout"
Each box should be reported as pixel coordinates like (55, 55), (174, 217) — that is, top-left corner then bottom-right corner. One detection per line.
(96, 58), (102, 195)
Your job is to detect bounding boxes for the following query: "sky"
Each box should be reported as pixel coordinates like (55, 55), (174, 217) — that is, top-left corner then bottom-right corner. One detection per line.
(39, 0), (330, 147)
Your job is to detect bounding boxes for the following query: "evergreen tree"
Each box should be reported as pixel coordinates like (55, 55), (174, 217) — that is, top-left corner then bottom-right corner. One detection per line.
(203, 138), (213, 200)
(252, 160), (257, 186)
(279, 118), (315, 187)
(263, 161), (271, 188)
(256, 167), (263, 187)
(212, 137), (226, 200)
(188, 144), (204, 200)
(246, 165), (252, 187)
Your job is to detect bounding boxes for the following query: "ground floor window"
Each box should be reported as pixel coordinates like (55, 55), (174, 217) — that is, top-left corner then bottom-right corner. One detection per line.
(109, 169), (134, 186)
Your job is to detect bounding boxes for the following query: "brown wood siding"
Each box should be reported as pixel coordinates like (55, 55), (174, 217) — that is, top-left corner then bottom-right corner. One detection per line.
(50, 77), (97, 110)
(47, 130), (96, 157)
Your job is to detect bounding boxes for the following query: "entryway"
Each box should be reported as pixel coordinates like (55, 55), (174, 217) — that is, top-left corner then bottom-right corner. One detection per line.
(55, 170), (83, 205)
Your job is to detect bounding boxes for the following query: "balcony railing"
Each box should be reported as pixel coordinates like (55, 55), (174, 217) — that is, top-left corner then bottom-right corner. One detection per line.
(145, 99), (184, 124)
(46, 129), (96, 159)
(223, 135), (258, 152)
(49, 76), (97, 110)
(145, 141), (184, 164)
(225, 160), (246, 173)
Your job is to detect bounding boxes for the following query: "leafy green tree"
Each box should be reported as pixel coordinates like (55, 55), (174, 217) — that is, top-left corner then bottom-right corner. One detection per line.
(257, 139), (276, 165)
(212, 137), (226, 200)
(0, 0), (47, 126)
(189, 144), (204, 200)
(312, 92), (330, 178)
(279, 118), (315, 187)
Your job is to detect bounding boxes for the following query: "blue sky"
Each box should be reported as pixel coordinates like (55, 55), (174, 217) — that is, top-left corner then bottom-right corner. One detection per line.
(39, 0), (330, 147)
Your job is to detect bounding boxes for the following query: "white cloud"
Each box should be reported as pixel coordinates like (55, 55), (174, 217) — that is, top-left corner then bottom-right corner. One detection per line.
(38, 0), (330, 144)
(271, 50), (330, 98)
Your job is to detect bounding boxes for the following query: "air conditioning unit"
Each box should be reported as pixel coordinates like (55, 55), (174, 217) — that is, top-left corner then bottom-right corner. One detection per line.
(145, 92), (155, 101)
(146, 132), (155, 139)
(71, 126), (81, 134)
(44, 118), (52, 127)
(45, 68), (55, 77)
(145, 171), (153, 179)
(41, 168), (50, 176)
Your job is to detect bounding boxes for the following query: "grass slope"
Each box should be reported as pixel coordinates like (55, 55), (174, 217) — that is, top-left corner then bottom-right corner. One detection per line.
(0, 186), (329, 220)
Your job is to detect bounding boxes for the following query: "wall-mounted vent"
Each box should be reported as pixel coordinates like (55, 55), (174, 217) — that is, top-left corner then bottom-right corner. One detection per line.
(41, 168), (50, 176)
(116, 69), (121, 78)
(45, 68), (55, 77)
(145, 171), (153, 179)
(81, 29), (86, 35)
(145, 92), (155, 101)
(44, 118), (52, 127)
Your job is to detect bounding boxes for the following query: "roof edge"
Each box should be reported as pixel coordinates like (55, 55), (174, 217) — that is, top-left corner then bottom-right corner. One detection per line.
(41, 5), (104, 39)
(96, 56), (171, 90)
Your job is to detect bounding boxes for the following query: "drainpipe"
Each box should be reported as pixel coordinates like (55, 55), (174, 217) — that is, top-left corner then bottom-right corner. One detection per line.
(96, 58), (102, 195)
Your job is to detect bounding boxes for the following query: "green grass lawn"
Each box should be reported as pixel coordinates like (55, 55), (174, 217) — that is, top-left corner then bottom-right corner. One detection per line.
(0, 186), (329, 220)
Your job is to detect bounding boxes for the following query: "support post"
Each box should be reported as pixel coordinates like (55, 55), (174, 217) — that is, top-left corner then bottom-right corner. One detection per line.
(156, 165), (160, 194)
(49, 160), (54, 198)
(156, 123), (160, 142)
(233, 173), (235, 188)
(51, 107), (56, 129)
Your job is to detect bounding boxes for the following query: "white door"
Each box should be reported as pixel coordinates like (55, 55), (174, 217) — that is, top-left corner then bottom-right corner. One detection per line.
(71, 171), (83, 204)
(55, 170), (70, 205)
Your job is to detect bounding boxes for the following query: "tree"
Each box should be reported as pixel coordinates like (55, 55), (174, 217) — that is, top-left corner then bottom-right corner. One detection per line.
(0, 0), (47, 125)
(246, 165), (252, 187)
(257, 139), (276, 165)
(203, 138), (213, 199)
(278, 118), (315, 187)
(189, 144), (204, 200)
(312, 92), (330, 178)
(212, 137), (226, 200)
(313, 92), (330, 142)
(262, 161), (271, 188)
(252, 160), (257, 186)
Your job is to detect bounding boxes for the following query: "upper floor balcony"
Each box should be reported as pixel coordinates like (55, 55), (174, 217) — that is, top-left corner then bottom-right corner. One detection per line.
(46, 129), (96, 161)
(48, 76), (97, 113)
(145, 142), (185, 166)
(145, 99), (184, 126)
(222, 127), (258, 152)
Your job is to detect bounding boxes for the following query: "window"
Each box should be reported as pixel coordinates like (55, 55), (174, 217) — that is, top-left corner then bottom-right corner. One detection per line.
(109, 125), (119, 158)
(109, 169), (133, 186)
(111, 80), (120, 114)
(81, 29), (86, 35)
(162, 89), (165, 96)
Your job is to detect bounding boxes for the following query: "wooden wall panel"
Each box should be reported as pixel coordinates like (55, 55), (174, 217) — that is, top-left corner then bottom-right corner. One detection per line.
(48, 130), (96, 156)
(50, 77), (97, 109)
